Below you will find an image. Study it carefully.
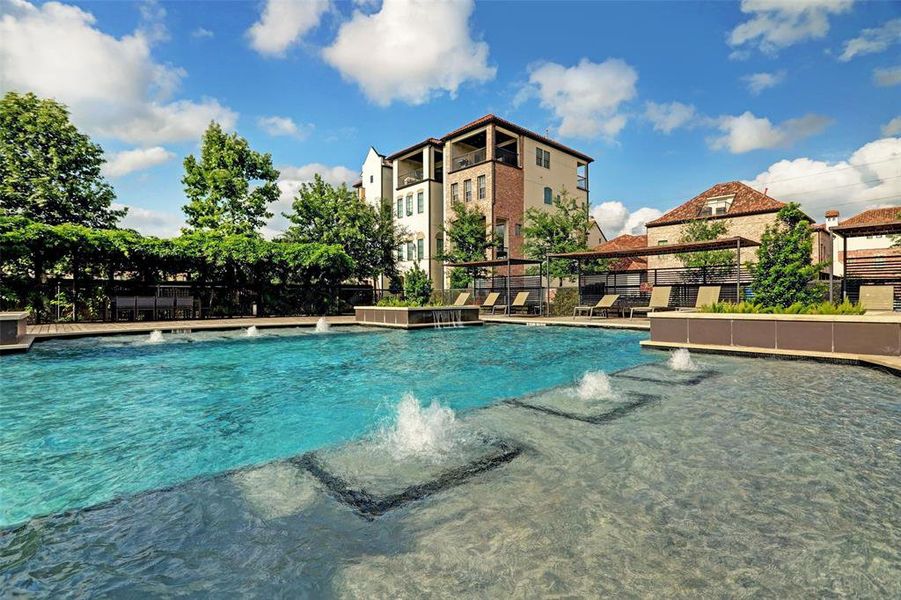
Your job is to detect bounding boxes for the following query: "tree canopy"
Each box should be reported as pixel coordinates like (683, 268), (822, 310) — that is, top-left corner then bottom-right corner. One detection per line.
(182, 122), (280, 235)
(750, 203), (826, 307)
(438, 199), (493, 288)
(676, 218), (735, 283)
(280, 174), (403, 282)
(0, 91), (124, 227)
(521, 188), (592, 284)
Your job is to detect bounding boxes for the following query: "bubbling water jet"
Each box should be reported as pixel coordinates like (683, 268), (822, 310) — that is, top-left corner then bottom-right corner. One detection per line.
(668, 348), (698, 371)
(246, 326), (260, 337)
(315, 317), (330, 333)
(576, 371), (615, 400)
(378, 394), (460, 462)
(147, 330), (164, 343)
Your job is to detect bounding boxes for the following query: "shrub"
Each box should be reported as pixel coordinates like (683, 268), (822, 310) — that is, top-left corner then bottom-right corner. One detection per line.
(376, 296), (419, 307)
(550, 287), (579, 317)
(700, 299), (865, 315)
(402, 263), (432, 306)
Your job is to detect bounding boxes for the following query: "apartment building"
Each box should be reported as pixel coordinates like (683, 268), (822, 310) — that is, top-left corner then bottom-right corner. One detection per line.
(386, 138), (446, 287)
(353, 146), (393, 209)
(441, 115), (593, 277)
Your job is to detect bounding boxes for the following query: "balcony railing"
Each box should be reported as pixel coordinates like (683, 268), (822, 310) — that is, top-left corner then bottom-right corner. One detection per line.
(397, 168), (424, 186)
(495, 146), (518, 166)
(577, 175), (588, 191)
(450, 148), (486, 171)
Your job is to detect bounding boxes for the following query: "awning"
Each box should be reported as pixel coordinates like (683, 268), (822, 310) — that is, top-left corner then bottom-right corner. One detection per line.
(444, 258), (543, 268)
(830, 221), (901, 238)
(549, 236), (760, 260)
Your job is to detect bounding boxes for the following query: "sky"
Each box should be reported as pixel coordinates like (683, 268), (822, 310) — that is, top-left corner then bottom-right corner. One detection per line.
(1, 0), (899, 239)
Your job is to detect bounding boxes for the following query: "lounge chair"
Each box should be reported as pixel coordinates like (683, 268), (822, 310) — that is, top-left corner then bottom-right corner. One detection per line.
(480, 292), (501, 313)
(677, 286), (721, 312)
(858, 285), (895, 314)
(504, 292), (532, 315)
(573, 294), (620, 319)
(452, 292), (470, 306)
(630, 286), (673, 319)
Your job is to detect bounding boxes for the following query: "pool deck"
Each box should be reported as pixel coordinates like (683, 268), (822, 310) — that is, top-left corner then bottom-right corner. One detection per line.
(481, 315), (650, 330)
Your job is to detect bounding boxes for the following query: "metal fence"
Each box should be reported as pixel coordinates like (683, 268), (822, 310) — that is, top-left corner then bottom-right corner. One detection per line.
(844, 254), (901, 310)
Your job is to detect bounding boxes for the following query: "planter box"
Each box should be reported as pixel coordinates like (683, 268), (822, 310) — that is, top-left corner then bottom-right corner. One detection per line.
(354, 306), (482, 329)
(0, 312), (28, 345)
(648, 312), (901, 357)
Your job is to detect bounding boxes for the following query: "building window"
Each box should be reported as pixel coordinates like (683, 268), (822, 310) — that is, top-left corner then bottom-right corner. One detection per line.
(417, 238), (424, 260)
(464, 179), (472, 202)
(657, 239), (668, 246)
(407, 241), (415, 261)
(436, 235), (444, 256)
(397, 245), (403, 260)
(451, 182), (459, 203)
(700, 194), (734, 217)
(477, 175), (486, 200)
(417, 190), (424, 214)
(406, 194), (413, 216)
(515, 223), (522, 237)
(370, 175), (374, 183)
(396, 198), (403, 218)
(543, 187), (553, 205)
(536, 147), (550, 168)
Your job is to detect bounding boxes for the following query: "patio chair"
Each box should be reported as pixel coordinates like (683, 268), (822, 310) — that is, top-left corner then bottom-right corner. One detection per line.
(452, 292), (470, 306)
(858, 285), (895, 314)
(503, 292), (532, 315)
(677, 286), (721, 312)
(629, 286), (673, 319)
(480, 292), (501, 313)
(573, 294), (620, 319)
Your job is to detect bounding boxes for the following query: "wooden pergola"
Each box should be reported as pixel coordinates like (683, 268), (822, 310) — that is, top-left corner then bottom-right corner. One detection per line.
(550, 236), (761, 301)
(445, 257), (544, 314)
(830, 220), (901, 300)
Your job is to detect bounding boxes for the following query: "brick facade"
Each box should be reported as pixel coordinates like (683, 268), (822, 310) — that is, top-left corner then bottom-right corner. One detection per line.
(493, 162), (525, 274)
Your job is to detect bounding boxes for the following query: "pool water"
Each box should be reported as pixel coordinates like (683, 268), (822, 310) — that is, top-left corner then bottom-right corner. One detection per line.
(0, 324), (651, 527)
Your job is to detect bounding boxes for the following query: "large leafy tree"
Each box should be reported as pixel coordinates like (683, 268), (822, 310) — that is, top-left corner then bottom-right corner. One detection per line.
(0, 92), (123, 227)
(676, 218), (735, 283)
(182, 122), (279, 235)
(439, 199), (493, 288)
(750, 203), (826, 307)
(280, 174), (403, 282)
(522, 188), (592, 284)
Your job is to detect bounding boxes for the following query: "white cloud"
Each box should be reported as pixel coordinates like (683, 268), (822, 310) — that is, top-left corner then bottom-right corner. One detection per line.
(742, 136), (901, 220)
(729, 0), (853, 55)
(742, 70), (786, 95)
(257, 115), (314, 139)
(644, 101), (696, 134)
(874, 66), (901, 87)
(0, 0), (237, 145)
(265, 163), (357, 237)
(191, 27), (213, 39)
(708, 111), (831, 153)
(247, 0), (329, 57)
(591, 201), (662, 239)
(102, 146), (175, 177)
(839, 18), (901, 61)
(322, 0), (495, 106)
(115, 203), (184, 237)
(525, 58), (638, 139)
(882, 117), (901, 137)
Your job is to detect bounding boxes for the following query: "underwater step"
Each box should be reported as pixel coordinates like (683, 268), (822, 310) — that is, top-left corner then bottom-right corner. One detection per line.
(609, 362), (718, 386)
(507, 391), (661, 424)
(294, 437), (522, 519)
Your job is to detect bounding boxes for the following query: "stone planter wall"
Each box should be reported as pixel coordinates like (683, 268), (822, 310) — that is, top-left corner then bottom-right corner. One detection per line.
(354, 306), (482, 329)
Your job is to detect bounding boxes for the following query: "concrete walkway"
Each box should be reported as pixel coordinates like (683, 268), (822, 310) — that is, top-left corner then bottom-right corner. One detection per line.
(481, 314), (650, 331)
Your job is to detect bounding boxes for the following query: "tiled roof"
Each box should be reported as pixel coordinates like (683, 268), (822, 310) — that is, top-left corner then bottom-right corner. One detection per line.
(593, 234), (648, 271)
(386, 138), (444, 161)
(441, 114), (594, 163)
(646, 181), (789, 227)
(838, 206), (901, 227)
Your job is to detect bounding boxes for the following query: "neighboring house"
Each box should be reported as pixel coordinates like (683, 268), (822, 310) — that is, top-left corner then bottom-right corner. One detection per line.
(354, 147), (393, 209)
(592, 234), (648, 291)
(387, 138), (446, 287)
(826, 207), (901, 278)
(587, 217), (606, 248)
(441, 114), (593, 278)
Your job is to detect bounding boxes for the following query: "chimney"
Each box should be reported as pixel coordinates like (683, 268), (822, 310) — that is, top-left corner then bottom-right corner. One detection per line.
(825, 209), (839, 229)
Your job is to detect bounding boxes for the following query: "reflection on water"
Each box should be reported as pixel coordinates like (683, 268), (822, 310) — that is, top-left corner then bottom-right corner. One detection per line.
(1, 355), (899, 597)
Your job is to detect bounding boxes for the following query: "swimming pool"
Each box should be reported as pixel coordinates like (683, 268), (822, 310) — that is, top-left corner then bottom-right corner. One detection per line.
(0, 324), (651, 527)
(1, 326), (898, 597)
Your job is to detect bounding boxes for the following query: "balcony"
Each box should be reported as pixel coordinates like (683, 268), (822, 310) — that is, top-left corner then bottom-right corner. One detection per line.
(577, 175), (588, 191)
(397, 168), (424, 187)
(450, 147), (487, 171)
(495, 147), (518, 166)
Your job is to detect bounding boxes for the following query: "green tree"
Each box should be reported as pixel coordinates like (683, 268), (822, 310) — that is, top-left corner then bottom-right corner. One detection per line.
(438, 199), (493, 288)
(0, 92), (123, 227)
(182, 122), (279, 235)
(676, 218), (735, 283)
(750, 203), (826, 307)
(522, 188), (592, 284)
(403, 262), (432, 306)
(280, 175), (403, 282)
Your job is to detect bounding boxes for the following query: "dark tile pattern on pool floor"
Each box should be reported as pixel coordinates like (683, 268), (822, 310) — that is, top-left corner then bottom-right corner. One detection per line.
(610, 364), (719, 386)
(507, 391), (662, 425)
(293, 440), (523, 520)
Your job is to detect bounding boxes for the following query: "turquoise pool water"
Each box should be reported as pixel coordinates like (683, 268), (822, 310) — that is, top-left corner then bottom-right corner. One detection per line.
(0, 324), (651, 527)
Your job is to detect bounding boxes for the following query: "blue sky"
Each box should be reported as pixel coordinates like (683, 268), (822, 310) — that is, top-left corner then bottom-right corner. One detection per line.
(2, 0), (899, 237)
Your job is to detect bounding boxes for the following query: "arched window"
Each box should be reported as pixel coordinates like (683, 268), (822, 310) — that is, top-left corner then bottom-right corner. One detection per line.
(543, 187), (553, 205)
